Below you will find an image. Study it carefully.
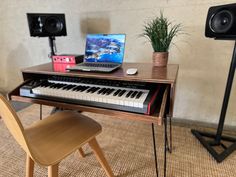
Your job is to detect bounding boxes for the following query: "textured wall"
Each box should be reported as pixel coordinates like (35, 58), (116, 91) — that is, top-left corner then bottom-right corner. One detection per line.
(1, 0), (236, 126)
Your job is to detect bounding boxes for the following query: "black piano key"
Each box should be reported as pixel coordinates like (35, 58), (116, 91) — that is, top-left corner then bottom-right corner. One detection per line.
(61, 84), (68, 88)
(78, 86), (85, 91)
(55, 84), (65, 89)
(81, 86), (90, 92)
(39, 83), (45, 87)
(104, 88), (112, 95)
(105, 88), (112, 95)
(62, 85), (73, 90)
(113, 89), (121, 96)
(88, 87), (97, 93)
(106, 88), (115, 95)
(61, 84), (68, 90)
(49, 83), (59, 89)
(77, 86), (84, 91)
(107, 88), (114, 94)
(98, 88), (105, 94)
(69, 85), (76, 89)
(91, 87), (100, 93)
(38, 82), (46, 87)
(67, 85), (77, 91)
(101, 88), (109, 95)
(72, 85), (81, 91)
(92, 87), (98, 92)
(55, 83), (62, 87)
(65, 85), (73, 90)
(136, 91), (143, 99)
(131, 91), (138, 98)
(40, 81), (52, 87)
(126, 91), (134, 98)
(54, 83), (61, 87)
(50, 84), (57, 88)
(49, 83), (56, 87)
(76, 85), (83, 90)
(79, 86), (85, 92)
(118, 90), (126, 97)
(47, 84), (54, 88)
(86, 87), (95, 93)
(106, 88), (112, 94)
(47, 83), (54, 87)
(77, 86), (85, 91)
(54, 85), (61, 89)
(48, 83), (57, 88)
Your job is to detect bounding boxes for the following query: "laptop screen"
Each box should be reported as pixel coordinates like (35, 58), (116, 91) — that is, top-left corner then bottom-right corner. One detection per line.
(84, 34), (126, 64)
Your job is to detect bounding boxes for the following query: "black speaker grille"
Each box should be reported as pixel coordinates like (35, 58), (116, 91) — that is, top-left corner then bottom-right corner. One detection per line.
(210, 10), (234, 33)
(45, 16), (64, 34)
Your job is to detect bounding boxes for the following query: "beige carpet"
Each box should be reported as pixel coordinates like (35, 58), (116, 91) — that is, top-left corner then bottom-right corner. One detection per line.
(0, 105), (236, 177)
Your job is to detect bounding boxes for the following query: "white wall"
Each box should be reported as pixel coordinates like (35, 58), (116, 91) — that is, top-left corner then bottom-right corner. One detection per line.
(1, 0), (236, 126)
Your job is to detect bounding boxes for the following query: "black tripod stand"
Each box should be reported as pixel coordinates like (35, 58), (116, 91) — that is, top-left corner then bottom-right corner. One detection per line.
(191, 41), (236, 163)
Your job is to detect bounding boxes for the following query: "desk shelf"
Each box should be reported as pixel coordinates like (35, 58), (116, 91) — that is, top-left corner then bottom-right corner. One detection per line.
(9, 84), (169, 125)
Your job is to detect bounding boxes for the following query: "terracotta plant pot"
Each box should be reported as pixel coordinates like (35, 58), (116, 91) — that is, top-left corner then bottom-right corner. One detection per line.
(152, 52), (169, 67)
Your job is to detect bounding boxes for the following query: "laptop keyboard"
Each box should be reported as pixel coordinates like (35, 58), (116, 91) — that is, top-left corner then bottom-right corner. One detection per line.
(81, 63), (119, 68)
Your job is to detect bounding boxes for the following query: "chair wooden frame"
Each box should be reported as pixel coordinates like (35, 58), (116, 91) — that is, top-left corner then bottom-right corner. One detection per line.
(0, 95), (114, 177)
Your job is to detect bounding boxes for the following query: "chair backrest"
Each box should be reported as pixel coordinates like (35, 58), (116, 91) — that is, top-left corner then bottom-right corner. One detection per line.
(0, 94), (30, 154)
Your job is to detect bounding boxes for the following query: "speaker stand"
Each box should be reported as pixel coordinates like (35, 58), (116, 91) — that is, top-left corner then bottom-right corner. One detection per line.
(191, 41), (236, 163)
(48, 36), (56, 58)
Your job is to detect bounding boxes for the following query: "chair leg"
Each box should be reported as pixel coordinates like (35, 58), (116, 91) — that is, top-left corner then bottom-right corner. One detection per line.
(26, 155), (34, 177)
(78, 147), (86, 158)
(88, 138), (114, 177)
(48, 164), (59, 177)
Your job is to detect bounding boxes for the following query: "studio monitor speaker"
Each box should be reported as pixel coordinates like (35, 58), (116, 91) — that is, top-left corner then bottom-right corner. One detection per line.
(27, 13), (67, 37)
(205, 3), (236, 39)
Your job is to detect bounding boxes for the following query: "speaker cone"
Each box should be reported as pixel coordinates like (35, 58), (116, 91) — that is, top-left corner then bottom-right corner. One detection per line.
(210, 10), (234, 33)
(45, 16), (64, 34)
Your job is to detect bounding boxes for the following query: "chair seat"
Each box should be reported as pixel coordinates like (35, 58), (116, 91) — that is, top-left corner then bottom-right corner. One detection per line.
(24, 111), (102, 166)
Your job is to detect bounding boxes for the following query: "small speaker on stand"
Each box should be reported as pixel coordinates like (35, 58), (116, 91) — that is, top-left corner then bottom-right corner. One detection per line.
(27, 13), (67, 58)
(192, 3), (236, 162)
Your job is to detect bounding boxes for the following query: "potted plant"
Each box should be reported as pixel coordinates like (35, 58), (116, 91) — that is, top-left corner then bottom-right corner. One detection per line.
(141, 12), (182, 67)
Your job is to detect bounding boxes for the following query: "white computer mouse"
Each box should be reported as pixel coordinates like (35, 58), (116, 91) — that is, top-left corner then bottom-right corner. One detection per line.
(126, 68), (138, 75)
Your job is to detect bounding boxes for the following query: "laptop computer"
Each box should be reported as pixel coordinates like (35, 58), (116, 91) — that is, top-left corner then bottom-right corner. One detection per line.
(68, 34), (126, 72)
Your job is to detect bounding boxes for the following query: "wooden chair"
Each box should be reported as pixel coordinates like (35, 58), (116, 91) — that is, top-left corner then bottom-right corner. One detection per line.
(0, 95), (114, 177)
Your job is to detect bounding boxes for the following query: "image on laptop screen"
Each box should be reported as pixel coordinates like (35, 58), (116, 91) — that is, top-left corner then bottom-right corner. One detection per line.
(84, 34), (126, 64)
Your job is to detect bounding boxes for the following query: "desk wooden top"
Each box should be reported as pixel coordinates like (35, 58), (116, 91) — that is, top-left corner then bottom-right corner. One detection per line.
(22, 62), (179, 84)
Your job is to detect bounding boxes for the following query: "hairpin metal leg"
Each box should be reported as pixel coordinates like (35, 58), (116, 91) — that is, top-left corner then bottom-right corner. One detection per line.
(152, 119), (168, 177)
(164, 116), (168, 177)
(39, 104), (42, 120)
(151, 123), (159, 177)
(163, 115), (173, 153)
(169, 116), (172, 153)
(167, 115), (172, 153)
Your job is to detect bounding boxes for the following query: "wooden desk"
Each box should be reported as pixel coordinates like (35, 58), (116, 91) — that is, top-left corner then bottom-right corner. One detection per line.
(9, 62), (179, 177)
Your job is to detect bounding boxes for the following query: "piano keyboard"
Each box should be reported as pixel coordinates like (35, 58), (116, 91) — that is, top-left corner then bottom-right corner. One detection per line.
(19, 77), (160, 114)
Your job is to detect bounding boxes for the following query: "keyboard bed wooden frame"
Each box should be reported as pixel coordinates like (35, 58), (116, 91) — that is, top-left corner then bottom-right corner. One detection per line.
(9, 62), (179, 177)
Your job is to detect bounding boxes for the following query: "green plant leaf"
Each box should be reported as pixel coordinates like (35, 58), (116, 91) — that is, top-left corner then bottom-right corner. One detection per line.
(141, 12), (182, 52)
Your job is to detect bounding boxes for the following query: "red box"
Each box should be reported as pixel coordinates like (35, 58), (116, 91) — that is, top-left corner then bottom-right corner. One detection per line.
(52, 54), (84, 72)
(52, 54), (84, 64)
